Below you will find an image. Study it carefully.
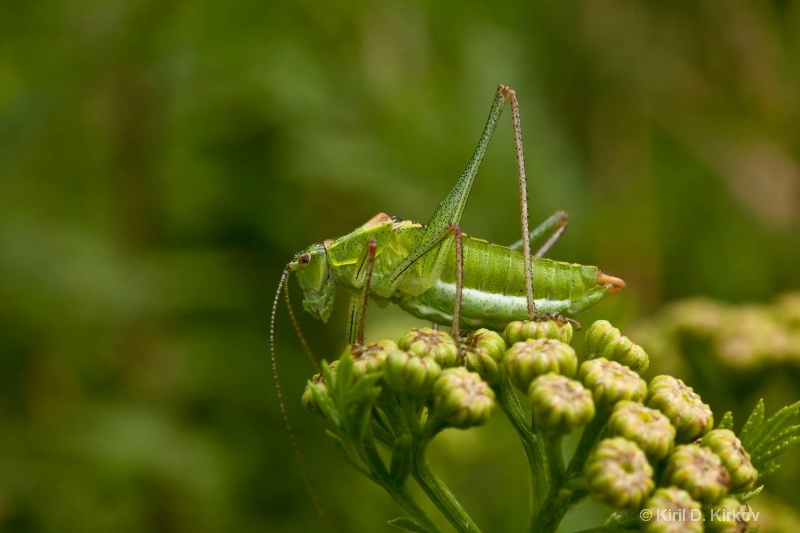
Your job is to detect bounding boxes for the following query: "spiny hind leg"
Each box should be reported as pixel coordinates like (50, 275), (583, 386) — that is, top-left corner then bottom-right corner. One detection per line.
(450, 223), (464, 343)
(501, 85), (538, 320)
(508, 210), (569, 258)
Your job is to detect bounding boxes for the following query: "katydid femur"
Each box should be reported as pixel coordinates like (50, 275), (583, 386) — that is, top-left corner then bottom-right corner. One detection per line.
(274, 84), (624, 349)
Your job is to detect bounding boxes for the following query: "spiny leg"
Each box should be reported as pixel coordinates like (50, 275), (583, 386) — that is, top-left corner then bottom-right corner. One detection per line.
(388, 85), (510, 292)
(501, 85), (537, 320)
(449, 223), (464, 343)
(345, 238), (379, 346)
(508, 210), (570, 258)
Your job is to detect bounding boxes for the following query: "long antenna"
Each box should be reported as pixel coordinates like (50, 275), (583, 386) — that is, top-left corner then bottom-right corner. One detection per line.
(270, 267), (335, 532)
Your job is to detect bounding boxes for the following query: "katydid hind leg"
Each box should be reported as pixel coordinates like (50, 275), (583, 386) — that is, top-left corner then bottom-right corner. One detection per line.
(504, 86), (537, 320)
(450, 223), (464, 343)
(388, 85), (510, 292)
(508, 210), (569, 258)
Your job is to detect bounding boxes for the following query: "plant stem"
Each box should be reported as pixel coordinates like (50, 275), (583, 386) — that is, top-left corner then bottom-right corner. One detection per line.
(493, 380), (548, 511)
(411, 421), (482, 533)
(565, 410), (609, 479)
(358, 431), (445, 533)
(530, 410), (609, 531)
(545, 435), (565, 488)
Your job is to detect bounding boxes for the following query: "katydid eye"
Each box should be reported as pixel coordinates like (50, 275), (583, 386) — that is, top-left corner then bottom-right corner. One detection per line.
(298, 253), (311, 265)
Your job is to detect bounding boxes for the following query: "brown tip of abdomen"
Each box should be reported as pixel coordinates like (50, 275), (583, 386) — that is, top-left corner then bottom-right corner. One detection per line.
(597, 270), (626, 293)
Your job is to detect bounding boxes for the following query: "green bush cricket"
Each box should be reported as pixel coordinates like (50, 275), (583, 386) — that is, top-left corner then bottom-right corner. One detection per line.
(273, 85), (624, 346)
(269, 85), (625, 530)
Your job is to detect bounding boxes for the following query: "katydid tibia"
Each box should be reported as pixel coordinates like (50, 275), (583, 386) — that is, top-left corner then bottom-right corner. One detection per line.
(268, 85), (624, 531)
(276, 85), (624, 348)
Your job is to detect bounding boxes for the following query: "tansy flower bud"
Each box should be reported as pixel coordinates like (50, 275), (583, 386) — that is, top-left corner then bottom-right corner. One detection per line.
(432, 367), (495, 429)
(585, 437), (654, 509)
(647, 375), (714, 442)
(642, 487), (703, 533)
(700, 429), (758, 493)
(383, 350), (441, 397)
(584, 320), (649, 374)
(302, 373), (327, 416)
(462, 329), (506, 385)
(663, 444), (731, 504)
(705, 497), (751, 533)
(606, 401), (676, 461)
(528, 374), (594, 437)
(504, 338), (578, 392)
(301, 360), (337, 416)
(348, 340), (396, 379)
(398, 328), (460, 368)
(503, 319), (574, 345)
(578, 358), (648, 409)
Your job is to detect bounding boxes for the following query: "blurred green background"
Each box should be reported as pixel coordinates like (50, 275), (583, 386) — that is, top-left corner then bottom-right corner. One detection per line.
(2, 1), (799, 532)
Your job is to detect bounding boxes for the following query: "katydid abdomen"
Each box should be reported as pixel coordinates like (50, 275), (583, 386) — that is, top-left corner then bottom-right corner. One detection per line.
(403, 238), (618, 330)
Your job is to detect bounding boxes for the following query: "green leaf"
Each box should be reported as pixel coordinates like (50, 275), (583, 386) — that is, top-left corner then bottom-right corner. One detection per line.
(387, 517), (427, 532)
(739, 399), (764, 445)
(310, 380), (340, 427)
(737, 399), (800, 480)
(717, 411), (734, 430)
(738, 484), (763, 503)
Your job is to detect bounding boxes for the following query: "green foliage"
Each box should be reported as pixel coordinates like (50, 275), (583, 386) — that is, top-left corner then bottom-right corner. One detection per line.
(739, 399), (800, 483)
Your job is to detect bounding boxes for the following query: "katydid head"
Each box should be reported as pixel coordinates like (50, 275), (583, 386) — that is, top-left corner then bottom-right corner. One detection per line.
(289, 243), (336, 322)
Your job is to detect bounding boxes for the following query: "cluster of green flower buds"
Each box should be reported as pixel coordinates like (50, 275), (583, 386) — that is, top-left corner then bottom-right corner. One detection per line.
(301, 318), (761, 531)
(303, 328), (497, 429)
(577, 350), (759, 529)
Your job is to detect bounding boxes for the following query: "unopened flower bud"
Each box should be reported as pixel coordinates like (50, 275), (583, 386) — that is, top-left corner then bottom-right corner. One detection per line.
(383, 350), (441, 397)
(705, 497), (751, 533)
(348, 340), (396, 379)
(504, 338), (578, 392)
(701, 429), (758, 493)
(642, 487), (702, 533)
(528, 374), (594, 437)
(585, 437), (654, 509)
(432, 367), (495, 429)
(663, 444), (731, 504)
(503, 319), (574, 345)
(578, 358), (648, 409)
(462, 329), (506, 385)
(647, 375), (714, 442)
(301, 360), (337, 416)
(398, 328), (460, 368)
(584, 320), (649, 374)
(606, 401), (676, 461)
(302, 374), (327, 416)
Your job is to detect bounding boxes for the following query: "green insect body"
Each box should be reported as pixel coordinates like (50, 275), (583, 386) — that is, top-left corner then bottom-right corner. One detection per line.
(282, 84), (625, 347)
(290, 212), (623, 332)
